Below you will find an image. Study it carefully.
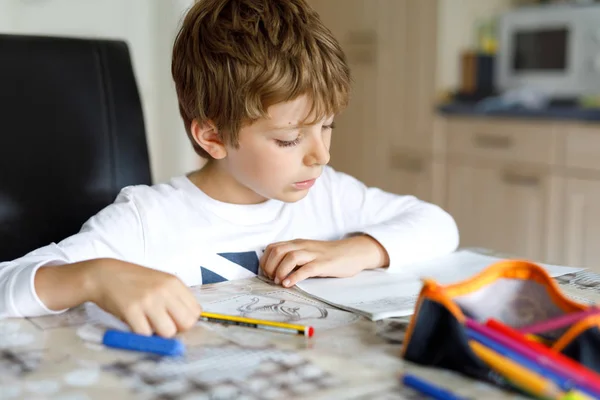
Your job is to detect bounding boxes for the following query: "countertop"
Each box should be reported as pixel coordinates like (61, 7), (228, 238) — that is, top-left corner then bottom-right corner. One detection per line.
(437, 102), (600, 122)
(2, 252), (600, 399)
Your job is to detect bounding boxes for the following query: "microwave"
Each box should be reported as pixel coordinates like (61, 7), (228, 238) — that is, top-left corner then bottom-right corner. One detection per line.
(497, 5), (600, 98)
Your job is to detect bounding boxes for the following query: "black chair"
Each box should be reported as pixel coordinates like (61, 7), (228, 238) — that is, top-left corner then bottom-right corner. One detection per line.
(0, 34), (152, 262)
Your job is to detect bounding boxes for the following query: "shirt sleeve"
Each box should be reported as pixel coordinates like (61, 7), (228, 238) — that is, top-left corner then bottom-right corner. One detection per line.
(330, 168), (460, 272)
(0, 187), (145, 318)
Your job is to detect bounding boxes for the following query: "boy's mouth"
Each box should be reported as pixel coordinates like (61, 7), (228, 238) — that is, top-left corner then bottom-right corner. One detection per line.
(292, 178), (317, 190)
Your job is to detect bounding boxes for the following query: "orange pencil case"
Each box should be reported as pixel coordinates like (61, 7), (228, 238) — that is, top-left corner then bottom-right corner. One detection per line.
(401, 259), (600, 384)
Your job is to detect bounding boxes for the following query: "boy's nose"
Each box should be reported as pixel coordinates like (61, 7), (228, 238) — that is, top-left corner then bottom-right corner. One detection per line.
(304, 136), (330, 166)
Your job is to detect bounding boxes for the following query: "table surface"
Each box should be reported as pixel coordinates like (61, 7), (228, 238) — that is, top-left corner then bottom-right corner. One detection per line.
(2, 256), (599, 400)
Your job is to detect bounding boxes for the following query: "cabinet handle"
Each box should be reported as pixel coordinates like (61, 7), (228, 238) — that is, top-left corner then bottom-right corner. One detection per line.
(501, 171), (541, 187)
(473, 133), (513, 149)
(390, 155), (424, 173)
(346, 30), (377, 45)
(347, 48), (376, 64)
(345, 30), (377, 64)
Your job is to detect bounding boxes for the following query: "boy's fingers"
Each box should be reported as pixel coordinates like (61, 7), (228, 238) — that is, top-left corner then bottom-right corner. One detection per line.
(262, 243), (299, 280)
(167, 297), (198, 332)
(123, 307), (153, 336)
(177, 286), (202, 316)
(259, 246), (272, 271)
(146, 307), (178, 338)
(274, 250), (313, 284)
(283, 262), (320, 287)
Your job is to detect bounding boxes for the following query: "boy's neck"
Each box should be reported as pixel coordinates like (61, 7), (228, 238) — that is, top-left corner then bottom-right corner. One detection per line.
(188, 160), (269, 205)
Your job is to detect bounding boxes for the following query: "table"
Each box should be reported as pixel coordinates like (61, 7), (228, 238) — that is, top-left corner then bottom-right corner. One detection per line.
(1, 258), (599, 400)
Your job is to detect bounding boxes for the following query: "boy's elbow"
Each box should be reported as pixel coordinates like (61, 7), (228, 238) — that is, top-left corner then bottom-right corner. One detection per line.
(442, 209), (460, 253)
(425, 203), (460, 255)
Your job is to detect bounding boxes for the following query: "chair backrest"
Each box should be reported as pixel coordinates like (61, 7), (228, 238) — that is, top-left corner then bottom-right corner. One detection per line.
(0, 34), (152, 262)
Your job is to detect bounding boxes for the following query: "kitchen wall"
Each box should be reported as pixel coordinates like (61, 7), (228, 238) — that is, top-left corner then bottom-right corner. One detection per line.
(0, 0), (198, 184)
(436, 0), (512, 92)
(1, 0), (516, 183)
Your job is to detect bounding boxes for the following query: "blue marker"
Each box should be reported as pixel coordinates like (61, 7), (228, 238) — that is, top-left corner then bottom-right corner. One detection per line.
(101, 329), (185, 356)
(467, 329), (574, 388)
(402, 373), (467, 400)
(78, 327), (184, 356)
(466, 328), (600, 398)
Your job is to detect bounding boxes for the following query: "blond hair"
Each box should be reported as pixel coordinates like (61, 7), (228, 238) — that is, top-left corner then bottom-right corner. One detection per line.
(171, 0), (351, 158)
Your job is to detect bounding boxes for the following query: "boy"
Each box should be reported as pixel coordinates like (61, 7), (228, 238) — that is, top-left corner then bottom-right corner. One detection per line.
(0, 0), (459, 337)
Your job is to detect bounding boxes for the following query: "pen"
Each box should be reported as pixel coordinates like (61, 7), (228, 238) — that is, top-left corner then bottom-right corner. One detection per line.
(401, 373), (467, 400)
(467, 319), (600, 395)
(77, 326), (186, 357)
(469, 340), (565, 399)
(518, 307), (600, 335)
(466, 328), (574, 391)
(484, 319), (600, 396)
(199, 311), (315, 337)
(102, 329), (185, 356)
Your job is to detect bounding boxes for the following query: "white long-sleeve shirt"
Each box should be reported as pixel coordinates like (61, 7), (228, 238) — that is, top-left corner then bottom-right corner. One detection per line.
(0, 166), (459, 318)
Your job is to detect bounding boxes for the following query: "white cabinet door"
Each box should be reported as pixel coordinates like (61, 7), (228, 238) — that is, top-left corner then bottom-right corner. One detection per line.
(307, 0), (438, 192)
(395, 0), (438, 152)
(307, 0), (381, 186)
(382, 149), (448, 207)
(446, 162), (551, 261)
(386, 152), (434, 203)
(563, 178), (600, 272)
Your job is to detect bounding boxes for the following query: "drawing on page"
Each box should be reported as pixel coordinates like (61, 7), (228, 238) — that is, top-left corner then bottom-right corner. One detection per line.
(237, 297), (328, 320)
(204, 292), (360, 330)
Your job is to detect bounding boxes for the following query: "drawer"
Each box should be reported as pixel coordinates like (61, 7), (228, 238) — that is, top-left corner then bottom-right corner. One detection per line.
(444, 118), (559, 166)
(565, 124), (600, 171)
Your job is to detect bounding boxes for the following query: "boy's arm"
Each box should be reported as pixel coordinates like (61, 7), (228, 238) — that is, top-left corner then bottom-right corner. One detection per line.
(0, 188), (145, 318)
(261, 168), (459, 286)
(31, 257), (201, 337)
(334, 168), (459, 271)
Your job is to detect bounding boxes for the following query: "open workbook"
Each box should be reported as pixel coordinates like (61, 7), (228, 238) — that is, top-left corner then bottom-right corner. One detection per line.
(294, 250), (585, 321)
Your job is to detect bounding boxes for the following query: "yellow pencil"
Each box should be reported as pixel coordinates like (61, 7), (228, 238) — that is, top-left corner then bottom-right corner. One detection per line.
(561, 390), (596, 400)
(199, 311), (315, 337)
(469, 340), (564, 399)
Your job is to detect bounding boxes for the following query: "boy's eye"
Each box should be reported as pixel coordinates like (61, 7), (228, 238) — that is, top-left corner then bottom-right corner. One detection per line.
(323, 121), (336, 130)
(275, 138), (301, 147)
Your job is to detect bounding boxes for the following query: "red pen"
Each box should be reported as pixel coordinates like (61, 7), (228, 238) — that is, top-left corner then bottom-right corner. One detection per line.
(485, 318), (600, 392)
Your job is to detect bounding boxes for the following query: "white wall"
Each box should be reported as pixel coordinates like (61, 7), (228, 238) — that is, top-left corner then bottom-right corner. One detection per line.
(0, 0), (199, 183)
(436, 0), (513, 91)
(2, 0), (516, 178)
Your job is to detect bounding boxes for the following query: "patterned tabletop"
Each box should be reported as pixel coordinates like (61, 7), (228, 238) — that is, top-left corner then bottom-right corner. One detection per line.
(1, 256), (599, 400)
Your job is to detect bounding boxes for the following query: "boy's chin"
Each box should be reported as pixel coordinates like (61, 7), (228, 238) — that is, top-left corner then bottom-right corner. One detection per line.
(273, 189), (311, 203)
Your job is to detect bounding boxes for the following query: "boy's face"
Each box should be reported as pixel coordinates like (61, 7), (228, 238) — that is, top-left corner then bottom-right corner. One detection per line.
(204, 95), (334, 204)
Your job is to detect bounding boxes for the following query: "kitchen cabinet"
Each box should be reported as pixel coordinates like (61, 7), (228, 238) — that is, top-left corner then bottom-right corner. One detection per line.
(563, 177), (600, 272)
(385, 150), (436, 203)
(307, 0), (439, 195)
(308, 0), (600, 268)
(446, 161), (552, 262)
(441, 117), (600, 268)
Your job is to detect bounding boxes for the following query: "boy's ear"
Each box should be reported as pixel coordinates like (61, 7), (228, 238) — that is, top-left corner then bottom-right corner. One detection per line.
(190, 119), (227, 159)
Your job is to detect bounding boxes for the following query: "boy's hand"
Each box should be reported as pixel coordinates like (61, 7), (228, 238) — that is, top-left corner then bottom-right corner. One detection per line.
(260, 235), (390, 288)
(86, 259), (202, 337)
